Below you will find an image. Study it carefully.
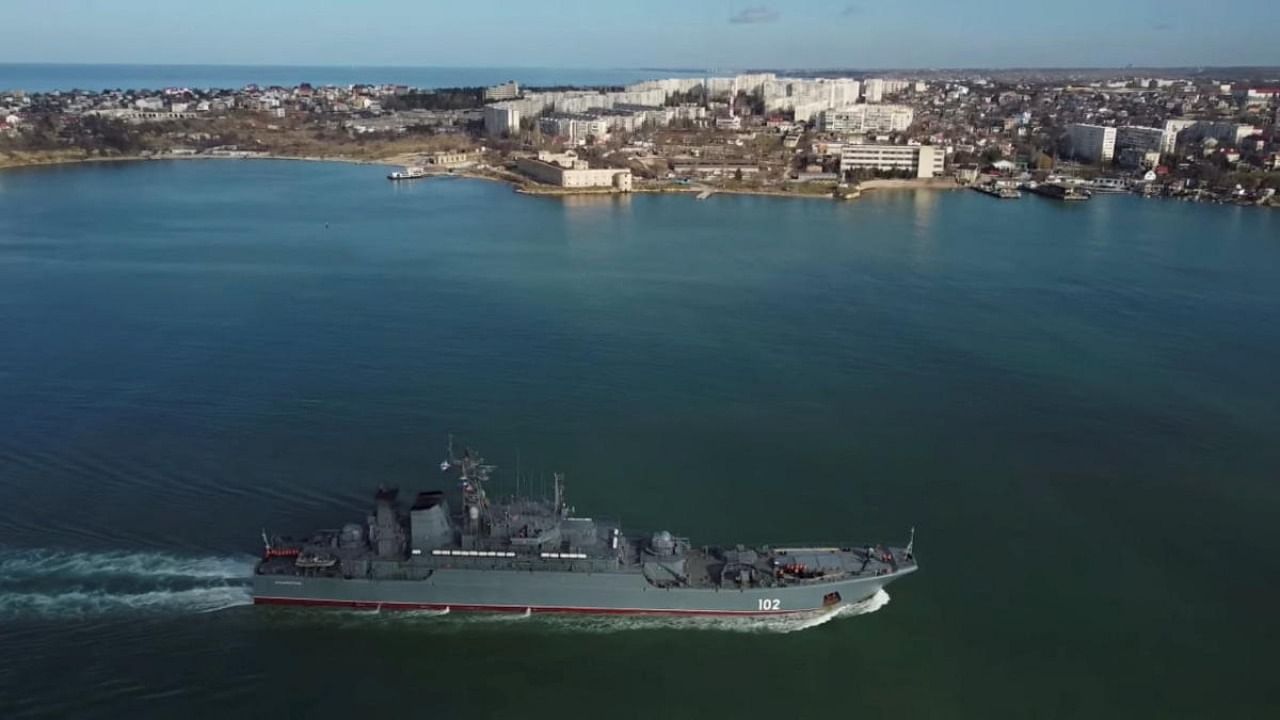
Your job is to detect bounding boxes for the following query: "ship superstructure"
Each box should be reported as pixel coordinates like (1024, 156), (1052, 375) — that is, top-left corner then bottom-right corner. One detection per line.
(253, 440), (918, 616)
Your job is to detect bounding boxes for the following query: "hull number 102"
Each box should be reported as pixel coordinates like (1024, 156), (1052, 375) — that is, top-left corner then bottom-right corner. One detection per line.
(757, 598), (781, 611)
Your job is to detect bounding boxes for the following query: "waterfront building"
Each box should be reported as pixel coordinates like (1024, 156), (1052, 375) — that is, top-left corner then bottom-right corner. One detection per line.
(515, 150), (632, 190)
(424, 150), (478, 167)
(839, 143), (944, 178)
(1064, 124), (1117, 163)
(483, 81), (520, 101)
(818, 105), (914, 134)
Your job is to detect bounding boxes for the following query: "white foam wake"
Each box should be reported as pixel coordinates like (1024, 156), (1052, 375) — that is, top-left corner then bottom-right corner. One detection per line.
(0, 547), (255, 619)
(0, 585), (254, 617)
(0, 548), (254, 580)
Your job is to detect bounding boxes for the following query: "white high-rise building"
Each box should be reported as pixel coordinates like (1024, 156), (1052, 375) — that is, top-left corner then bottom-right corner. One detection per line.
(483, 103), (521, 138)
(1064, 124), (1117, 163)
(862, 79), (884, 103)
(483, 81), (520, 101)
(760, 78), (861, 121)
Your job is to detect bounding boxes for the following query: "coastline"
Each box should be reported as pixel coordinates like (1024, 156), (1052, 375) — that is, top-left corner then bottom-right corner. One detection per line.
(32, 155), (1266, 208)
(0, 152), (403, 172)
(0, 153), (952, 202)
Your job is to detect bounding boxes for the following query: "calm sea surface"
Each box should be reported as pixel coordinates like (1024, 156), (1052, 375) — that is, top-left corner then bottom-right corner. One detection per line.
(0, 160), (1278, 718)
(0, 63), (697, 92)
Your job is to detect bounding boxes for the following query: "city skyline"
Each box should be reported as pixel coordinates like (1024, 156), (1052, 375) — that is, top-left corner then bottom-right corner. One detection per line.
(1, 0), (1278, 70)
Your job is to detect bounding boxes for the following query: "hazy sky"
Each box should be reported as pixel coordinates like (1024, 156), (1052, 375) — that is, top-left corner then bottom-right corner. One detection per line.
(0, 0), (1276, 69)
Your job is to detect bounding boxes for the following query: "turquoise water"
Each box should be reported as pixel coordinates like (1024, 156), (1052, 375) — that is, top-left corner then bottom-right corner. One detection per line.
(0, 160), (1277, 718)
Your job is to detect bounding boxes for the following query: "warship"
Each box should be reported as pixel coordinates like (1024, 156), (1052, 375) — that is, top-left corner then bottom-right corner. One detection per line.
(252, 440), (918, 617)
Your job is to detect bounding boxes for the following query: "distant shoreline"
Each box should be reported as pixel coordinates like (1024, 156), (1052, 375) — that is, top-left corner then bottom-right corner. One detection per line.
(0, 153), (971, 203)
(0, 153), (402, 171)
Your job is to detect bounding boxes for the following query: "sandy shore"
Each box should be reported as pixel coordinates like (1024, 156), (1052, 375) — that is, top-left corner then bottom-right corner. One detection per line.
(856, 177), (963, 192)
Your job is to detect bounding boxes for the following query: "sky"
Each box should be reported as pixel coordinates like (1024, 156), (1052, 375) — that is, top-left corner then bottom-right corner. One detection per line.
(0, 0), (1277, 69)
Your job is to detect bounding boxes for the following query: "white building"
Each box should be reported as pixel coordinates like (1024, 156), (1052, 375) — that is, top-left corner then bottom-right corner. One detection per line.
(484, 81), (520, 101)
(860, 78), (910, 103)
(538, 113), (610, 144)
(1179, 121), (1258, 147)
(840, 144), (944, 178)
(1064, 124), (1117, 163)
(515, 151), (632, 190)
(862, 79), (884, 103)
(672, 104), (707, 122)
(483, 103), (521, 137)
(762, 78), (860, 118)
(818, 105), (914, 133)
(714, 115), (742, 131)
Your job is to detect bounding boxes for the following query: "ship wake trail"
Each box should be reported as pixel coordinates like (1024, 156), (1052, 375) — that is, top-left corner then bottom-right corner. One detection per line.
(0, 547), (256, 619)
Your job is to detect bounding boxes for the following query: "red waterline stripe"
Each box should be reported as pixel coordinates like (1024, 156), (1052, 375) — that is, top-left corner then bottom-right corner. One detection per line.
(253, 595), (813, 617)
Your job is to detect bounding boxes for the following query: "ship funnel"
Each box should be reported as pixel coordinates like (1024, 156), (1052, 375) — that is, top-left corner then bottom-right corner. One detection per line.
(410, 491), (453, 551)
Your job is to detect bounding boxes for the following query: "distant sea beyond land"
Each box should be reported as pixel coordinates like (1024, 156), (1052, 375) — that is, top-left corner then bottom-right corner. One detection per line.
(0, 63), (703, 93)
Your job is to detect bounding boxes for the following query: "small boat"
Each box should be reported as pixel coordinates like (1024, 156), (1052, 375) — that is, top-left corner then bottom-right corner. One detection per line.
(387, 166), (428, 181)
(1088, 178), (1130, 194)
(972, 182), (1022, 199)
(1027, 182), (1091, 201)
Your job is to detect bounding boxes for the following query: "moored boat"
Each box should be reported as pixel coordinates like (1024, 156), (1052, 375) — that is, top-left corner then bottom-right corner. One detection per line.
(387, 166), (428, 180)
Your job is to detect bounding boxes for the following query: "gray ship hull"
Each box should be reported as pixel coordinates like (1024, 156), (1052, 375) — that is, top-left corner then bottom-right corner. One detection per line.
(253, 565), (915, 616)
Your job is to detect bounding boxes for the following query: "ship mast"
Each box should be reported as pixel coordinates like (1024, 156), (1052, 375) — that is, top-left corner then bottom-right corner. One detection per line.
(445, 436), (493, 522)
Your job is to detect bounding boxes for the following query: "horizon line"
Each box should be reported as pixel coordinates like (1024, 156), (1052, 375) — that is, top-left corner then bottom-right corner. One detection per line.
(2, 61), (1278, 73)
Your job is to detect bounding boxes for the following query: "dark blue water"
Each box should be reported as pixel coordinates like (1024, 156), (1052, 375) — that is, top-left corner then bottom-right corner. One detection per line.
(0, 63), (696, 92)
(0, 160), (1278, 718)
